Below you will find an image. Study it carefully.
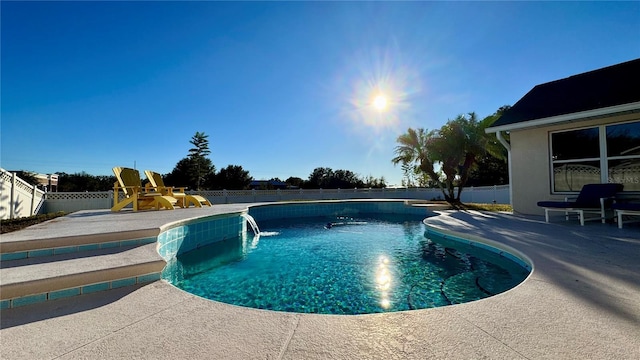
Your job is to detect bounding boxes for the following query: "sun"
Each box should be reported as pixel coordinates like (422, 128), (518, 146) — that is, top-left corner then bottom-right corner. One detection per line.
(372, 94), (388, 111)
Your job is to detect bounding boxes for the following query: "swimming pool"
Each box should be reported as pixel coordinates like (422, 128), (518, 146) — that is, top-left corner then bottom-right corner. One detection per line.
(161, 202), (531, 315)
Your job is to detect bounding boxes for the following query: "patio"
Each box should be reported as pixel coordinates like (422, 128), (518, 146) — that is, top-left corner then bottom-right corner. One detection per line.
(1, 205), (639, 359)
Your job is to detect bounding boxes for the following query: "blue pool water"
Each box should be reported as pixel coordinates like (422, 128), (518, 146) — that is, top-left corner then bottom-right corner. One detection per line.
(165, 214), (529, 315)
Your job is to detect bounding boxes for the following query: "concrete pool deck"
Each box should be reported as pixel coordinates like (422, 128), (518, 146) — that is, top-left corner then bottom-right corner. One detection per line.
(1, 203), (639, 359)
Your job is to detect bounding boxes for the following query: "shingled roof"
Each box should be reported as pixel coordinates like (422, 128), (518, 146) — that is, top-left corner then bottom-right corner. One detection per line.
(488, 58), (640, 131)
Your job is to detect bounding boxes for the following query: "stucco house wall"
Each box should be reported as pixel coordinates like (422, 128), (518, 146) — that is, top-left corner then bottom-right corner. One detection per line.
(487, 58), (640, 216)
(509, 128), (549, 215)
(509, 113), (639, 215)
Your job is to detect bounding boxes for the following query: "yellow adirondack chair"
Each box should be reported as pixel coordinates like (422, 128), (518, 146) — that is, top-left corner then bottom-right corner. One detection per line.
(144, 170), (212, 208)
(111, 167), (177, 212)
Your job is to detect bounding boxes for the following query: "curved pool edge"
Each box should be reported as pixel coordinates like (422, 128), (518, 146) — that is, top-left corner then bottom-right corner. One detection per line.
(423, 215), (534, 281)
(160, 201), (533, 314)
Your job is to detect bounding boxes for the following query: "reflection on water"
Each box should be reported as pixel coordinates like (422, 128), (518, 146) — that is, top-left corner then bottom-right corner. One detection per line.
(375, 255), (392, 309)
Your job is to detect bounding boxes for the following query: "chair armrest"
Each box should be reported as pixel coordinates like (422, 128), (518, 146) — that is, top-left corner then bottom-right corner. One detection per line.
(114, 185), (142, 191)
(159, 186), (175, 195)
(113, 185), (143, 196)
(166, 186), (188, 192)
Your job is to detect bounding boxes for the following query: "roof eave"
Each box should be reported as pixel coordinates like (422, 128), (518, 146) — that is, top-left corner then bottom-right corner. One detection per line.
(485, 101), (640, 133)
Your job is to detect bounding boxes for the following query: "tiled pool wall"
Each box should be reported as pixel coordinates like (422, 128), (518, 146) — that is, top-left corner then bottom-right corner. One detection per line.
(157, 212), (246, 261)
(424, 227), (533, 272)
(248, 200), (430, 222)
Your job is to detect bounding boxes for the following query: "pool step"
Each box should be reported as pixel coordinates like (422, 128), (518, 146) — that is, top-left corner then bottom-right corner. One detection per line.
(0, 229), (159, 261)
(0, 243), (165, 309)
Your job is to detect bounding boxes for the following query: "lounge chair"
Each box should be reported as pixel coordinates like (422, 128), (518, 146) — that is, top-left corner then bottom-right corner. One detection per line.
(537, 183), (623, 226)
(111, 167), (177, 212)
(144, 170), (212, 208)
(612, 201), (640, 229)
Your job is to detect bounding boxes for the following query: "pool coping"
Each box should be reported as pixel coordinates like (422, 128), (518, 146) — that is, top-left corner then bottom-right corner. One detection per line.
(1, 202), (639, 359)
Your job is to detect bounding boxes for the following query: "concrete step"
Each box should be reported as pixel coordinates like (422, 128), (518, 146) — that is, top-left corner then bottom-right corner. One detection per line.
(0, 243), (165, 309)
(0, 228), (158, 261)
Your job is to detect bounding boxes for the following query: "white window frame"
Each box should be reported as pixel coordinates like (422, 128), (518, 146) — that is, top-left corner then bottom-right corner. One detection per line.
(549, 119), (640, 194)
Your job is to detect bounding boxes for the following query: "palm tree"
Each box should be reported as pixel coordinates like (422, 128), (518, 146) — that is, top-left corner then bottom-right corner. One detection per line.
(392, 128), (450, 198)
(441, 112), (492, 199)
(392, 110), (506, 203)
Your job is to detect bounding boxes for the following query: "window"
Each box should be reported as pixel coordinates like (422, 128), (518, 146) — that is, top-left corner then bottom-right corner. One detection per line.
(550, 120), (640, 192)
(607, 121), (640, 191)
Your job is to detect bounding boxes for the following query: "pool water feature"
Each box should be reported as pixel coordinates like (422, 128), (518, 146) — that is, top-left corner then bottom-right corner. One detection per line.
(164, 213), (530, 315)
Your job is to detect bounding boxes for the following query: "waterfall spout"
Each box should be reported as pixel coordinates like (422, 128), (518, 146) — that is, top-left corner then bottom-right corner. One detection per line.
(241, 213), (261, 235)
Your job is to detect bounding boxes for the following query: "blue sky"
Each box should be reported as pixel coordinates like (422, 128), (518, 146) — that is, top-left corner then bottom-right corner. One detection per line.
(2, 1), (639, 186)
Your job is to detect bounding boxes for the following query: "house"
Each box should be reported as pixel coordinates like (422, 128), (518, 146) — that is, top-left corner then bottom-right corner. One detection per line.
(249, 180), (290, 190)
(35, 173), (58, 192)
(486, 58), (640, 215)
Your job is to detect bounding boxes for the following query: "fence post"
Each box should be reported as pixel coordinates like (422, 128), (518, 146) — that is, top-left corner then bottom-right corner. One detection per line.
(31, 184), (37, 216)
(108, 190), (114, 209)
(10, 172), (16, 219)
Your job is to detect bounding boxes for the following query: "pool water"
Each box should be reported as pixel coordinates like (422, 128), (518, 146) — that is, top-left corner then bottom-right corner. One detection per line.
(166, 214), (529, 315)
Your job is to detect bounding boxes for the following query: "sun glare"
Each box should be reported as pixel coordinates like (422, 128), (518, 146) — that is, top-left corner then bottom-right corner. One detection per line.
(342, 46), (420, 131)
(373, 94), (388, 111)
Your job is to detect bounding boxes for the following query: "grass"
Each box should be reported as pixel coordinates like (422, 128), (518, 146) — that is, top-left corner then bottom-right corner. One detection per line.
(458, 202), (513, 212)
(1, 212), (67, 234)
(412, 200), (513, 213)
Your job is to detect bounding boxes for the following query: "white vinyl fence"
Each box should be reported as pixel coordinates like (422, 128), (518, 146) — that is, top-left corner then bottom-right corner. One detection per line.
(41, 185), (510, 214)
(1, 168), (46, 220)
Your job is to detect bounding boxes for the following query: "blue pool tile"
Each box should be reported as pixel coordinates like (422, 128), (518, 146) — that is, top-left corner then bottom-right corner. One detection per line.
(158, 245), (168, 259)
(29, 248), (54, 258)
(120, 239), (140, 247)
(49, 287), (81, 300)
(82, 282), (110, 294)
(140, 237), (156, 244)
(54, 246), (78, 255)
(100, 241), (120, 249)
(1, 252), (27, 261)
(12, 293), (47, 307)
(138, 273), (161, 284)
(112, 277), (137, 289)
(0, 299), (10, 310)
(78, 244), (100, 252)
